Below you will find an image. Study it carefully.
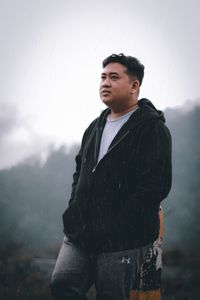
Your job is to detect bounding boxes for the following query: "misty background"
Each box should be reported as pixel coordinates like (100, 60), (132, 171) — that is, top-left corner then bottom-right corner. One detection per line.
(0, 100), (200, 299)
(1, 0), (200, 299)
(1, 100), (200, 253)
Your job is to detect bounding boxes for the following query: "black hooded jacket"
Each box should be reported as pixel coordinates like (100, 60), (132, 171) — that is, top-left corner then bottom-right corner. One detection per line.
(62, 98), (172, 253)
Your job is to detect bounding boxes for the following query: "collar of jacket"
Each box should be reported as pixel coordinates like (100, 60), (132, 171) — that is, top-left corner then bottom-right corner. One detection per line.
(92, 98), (165, 164)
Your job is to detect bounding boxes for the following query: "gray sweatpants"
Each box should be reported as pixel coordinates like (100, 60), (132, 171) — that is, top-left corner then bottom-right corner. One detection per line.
(50, 236), (151, 300)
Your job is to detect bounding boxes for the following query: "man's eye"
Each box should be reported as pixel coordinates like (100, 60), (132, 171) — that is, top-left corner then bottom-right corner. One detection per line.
(111, 75), (118, 80)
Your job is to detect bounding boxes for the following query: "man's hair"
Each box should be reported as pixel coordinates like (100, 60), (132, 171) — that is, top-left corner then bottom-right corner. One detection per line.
(102, 53), (145, 86)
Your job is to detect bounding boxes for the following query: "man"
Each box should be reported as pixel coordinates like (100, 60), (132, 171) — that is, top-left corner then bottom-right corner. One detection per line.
(50, 53), (172, 300)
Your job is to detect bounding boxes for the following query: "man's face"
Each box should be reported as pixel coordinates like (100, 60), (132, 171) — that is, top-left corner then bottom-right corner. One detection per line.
(99, 62), (137, 108)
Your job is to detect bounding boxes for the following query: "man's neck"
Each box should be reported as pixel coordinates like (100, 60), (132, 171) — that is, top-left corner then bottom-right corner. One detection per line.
(109, 102), (139, 120)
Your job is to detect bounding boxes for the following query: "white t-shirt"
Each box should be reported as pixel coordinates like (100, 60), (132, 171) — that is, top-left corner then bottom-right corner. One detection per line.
(98, 106), (139, 162)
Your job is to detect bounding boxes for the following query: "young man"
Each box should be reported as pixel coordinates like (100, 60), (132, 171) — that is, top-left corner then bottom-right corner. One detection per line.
(50, 54), (172, 300)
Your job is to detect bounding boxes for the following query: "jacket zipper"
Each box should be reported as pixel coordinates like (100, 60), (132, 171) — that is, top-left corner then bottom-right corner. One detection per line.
(92, 130), (130, 173)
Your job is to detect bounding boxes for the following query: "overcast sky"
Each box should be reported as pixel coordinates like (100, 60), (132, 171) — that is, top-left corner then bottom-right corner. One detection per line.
(0, 0), (200, 169)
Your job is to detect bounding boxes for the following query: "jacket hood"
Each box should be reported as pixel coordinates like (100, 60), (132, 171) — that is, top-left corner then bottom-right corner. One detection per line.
(138, 98), (165, 123)
(98, 98), (165, 132)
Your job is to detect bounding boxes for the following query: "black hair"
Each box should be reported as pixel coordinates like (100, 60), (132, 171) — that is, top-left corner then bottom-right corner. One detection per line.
(102, 53), (145, 86)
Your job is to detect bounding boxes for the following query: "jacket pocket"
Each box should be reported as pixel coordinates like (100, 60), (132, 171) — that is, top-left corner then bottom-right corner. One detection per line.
(62, 200), (86, 241)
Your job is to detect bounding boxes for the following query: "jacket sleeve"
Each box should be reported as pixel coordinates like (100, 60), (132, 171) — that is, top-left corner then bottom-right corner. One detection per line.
(68, 148), (82, 206)
(68, 118), (98, 206)
(128, 120), (172, 206)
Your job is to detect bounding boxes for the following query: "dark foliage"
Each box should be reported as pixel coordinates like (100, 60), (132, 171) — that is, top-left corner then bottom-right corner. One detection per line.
(0, 243), (52, 300)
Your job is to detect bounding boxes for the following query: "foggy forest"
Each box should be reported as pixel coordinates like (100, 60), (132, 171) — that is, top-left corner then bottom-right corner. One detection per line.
(0, 101), (200, 300)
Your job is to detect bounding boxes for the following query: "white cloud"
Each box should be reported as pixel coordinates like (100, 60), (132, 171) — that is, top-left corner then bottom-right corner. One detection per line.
(0, 103), (52, 170)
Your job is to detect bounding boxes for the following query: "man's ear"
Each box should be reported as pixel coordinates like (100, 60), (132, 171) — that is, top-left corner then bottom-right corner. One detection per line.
(130, 79), (140, 94)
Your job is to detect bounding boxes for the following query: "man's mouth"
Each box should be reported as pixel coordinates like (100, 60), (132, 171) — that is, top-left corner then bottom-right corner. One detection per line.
(101, 90), (111, 95)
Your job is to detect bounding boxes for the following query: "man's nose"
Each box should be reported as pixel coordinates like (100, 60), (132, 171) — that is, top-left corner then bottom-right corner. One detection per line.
(101, 77), (111, 87)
